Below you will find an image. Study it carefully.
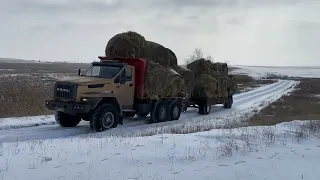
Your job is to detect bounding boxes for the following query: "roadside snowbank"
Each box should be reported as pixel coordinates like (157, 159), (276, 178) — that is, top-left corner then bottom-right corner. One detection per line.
(0, 120), (319, 180)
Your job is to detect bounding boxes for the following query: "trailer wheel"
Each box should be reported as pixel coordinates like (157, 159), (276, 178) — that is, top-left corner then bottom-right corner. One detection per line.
(199, 102), (211, 115)
(55, 111), (81, 127)
(90, 104), (119, 132)
(224, 95), (233, 109)
(169, 101), (182, 121)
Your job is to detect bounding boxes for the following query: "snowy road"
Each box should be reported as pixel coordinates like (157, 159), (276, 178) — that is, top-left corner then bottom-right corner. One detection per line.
(0, 80), (298, 143)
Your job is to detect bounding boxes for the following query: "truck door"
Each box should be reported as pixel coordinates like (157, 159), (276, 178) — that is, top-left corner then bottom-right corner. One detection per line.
(114, 66), (134, 110)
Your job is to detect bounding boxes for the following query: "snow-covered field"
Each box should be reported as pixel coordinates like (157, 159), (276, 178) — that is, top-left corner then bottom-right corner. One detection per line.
(0, 65), (319, 180)
(231, 65), (320, 79)
(1, 120), (319, 180)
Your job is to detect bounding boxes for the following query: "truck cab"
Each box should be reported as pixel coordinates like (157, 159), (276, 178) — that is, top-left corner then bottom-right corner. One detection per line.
(80, 60), (136, 110)
(45, 56), (147, 132)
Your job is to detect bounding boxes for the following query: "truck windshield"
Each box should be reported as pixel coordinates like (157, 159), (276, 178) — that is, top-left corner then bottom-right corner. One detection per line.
(82, 65), (122, 78)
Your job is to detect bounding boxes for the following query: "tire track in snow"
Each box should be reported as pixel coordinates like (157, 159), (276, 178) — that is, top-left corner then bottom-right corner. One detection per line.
(233, 80), (291, 105)
(0, 80), (298, 142)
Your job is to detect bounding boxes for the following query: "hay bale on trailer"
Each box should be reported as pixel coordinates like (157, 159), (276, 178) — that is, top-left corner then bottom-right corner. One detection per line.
(144, 60), (187, 100)
(191, 74), (219, 99)
(173, 66), (195, 96)
(145, 41), (173, 67)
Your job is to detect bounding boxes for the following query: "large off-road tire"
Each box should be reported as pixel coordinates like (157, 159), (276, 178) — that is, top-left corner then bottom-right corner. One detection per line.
(55, 111), (81, 127)
(150, 101), (169, 123)
(224, 95), (233, 109)
(90, 104), (120, 132)
(136, 112), (149, 118)
(199, 101), (211, 115)
(169, 101), (182, 121)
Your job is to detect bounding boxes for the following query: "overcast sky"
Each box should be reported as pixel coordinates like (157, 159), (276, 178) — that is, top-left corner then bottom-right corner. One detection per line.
(0, 0), (319, 66)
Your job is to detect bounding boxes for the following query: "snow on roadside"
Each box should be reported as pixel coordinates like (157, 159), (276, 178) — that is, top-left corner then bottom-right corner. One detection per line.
(43, 73), (76, 80)
(231, 65), (320, 79)
(0, 120), (319, 180)
(230, 67), (271, 79)
(0, 115), (55, 130)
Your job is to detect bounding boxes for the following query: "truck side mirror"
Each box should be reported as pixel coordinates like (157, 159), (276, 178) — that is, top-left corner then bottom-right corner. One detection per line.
(78, 68), (81, 76)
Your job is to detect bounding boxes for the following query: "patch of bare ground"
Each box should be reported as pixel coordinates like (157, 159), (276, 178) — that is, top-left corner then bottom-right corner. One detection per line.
(233, 74), (277, 94)
(247, 78), (320, 126)
(0, 62), (89, 118)
(0, 75), (56, 117)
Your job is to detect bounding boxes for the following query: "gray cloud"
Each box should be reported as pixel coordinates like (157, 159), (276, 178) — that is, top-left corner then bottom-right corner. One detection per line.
(0, 0), (319, 66)
(4, 0), (123, 15)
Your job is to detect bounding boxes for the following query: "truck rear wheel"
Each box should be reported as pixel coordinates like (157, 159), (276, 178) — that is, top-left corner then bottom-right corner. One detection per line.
(151, 101), (169, 123)
(55, 111), (81, 127)
(90, 104), (119, 132)
(169, 101), (181, 121)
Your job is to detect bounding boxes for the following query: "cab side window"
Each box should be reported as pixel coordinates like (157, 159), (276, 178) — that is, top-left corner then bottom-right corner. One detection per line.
(114, 69), (124, 84)
(125, 67), (132, 82)
(114, 67), (132, 84)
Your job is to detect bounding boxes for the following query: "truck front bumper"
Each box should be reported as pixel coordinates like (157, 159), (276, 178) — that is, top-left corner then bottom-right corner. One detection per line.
(45, 100), (92, 114)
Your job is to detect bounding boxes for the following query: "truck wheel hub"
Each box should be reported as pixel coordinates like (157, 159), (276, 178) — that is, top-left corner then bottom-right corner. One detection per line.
(173, 106), (179, 118)
(102, 112), (114, 128)
(159, 107), (166, 119)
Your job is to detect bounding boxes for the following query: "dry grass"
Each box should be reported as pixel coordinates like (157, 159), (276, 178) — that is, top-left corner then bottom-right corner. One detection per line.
(0, 75), (55, 117)
(0, 62), (90, 118)
(247, 78), (320, 126)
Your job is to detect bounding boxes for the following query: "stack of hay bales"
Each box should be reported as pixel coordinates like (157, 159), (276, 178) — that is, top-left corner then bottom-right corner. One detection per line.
(186, 58), (220, 99)
(105, 31), (187, 100)
(104, 31), (225, 100)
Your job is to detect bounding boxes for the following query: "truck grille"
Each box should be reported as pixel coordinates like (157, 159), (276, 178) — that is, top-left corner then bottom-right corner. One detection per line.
(55, 83), (77, 100)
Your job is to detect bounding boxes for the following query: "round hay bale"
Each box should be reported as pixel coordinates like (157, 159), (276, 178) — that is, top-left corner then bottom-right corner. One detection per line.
(191, 74), (219, 99)
(213, 62), (228, 77)
(105, 31), (147, 58)
(173, 66), (195, 95)
(105, 31), (178, 68)
(145, 41), (171, 67)
(144, 60), (186, 99)
(166, 48), (178, 68)
(187, 58), (212, 76)
(164, 68), (187, 97)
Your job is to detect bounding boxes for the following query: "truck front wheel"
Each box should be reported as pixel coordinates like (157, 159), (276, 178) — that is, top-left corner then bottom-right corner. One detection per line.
(90, 104), (119, 132)
(55, 111), (81, 127)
